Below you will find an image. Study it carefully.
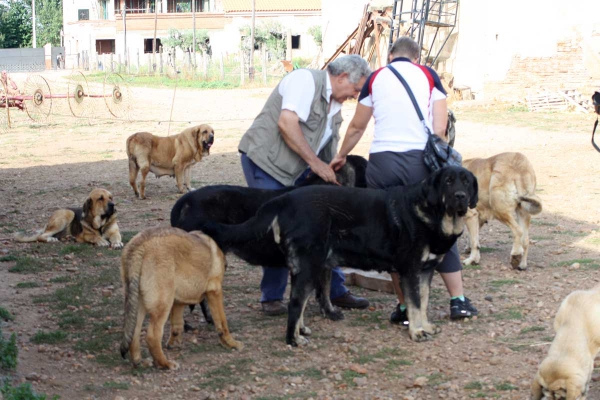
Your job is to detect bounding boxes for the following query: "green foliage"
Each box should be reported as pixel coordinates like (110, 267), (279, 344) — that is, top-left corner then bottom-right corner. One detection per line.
(0, 328), (18, 370)
(0, 307), (14, 321)
(35, 0), (62, 47)
(308, 25), (322, 47)
(0, 0), (33, 48)
(240, 20), (287, 58)
(31, 330), (68, 344)
(162, 28), (211, 54)
(0, 380), (59, 399)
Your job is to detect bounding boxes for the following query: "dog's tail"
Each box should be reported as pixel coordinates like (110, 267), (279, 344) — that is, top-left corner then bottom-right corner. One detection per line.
(119, 240), (143, 360)
(519, 194), (542, 215)
(13, 230), (44, 243)
(125, 135), (138, 169)
(200, 196), (284, 253)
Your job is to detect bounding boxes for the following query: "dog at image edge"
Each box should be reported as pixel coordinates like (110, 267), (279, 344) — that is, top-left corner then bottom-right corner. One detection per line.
(119, 227), (242, 370)
(462, 152), (542, 270)
(126, 124), (214, 199)
(531, 285), (600, 400)
(200, 166), (477, 346)
(14, 188), (122, 249)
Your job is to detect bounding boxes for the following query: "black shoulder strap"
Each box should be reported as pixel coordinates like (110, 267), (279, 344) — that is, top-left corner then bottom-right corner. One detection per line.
(386, 65), (431, 136)
(593, 117), (600, 153)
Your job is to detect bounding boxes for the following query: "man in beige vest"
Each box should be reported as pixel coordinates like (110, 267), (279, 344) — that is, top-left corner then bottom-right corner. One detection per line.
(239, 55), (372, 315)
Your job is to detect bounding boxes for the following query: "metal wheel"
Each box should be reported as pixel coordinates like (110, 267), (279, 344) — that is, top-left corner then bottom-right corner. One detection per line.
(103, 72), (131, 120)
(67, 71), (91, 118)
(23, 75), (52, 122)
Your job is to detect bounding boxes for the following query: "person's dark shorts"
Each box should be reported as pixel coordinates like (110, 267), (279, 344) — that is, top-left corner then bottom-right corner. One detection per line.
(366, 150), (462, 273)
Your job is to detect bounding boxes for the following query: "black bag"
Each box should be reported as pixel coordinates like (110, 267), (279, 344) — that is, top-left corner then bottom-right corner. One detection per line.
(592, 91), (600, 152)
(387, 65), (462, 172)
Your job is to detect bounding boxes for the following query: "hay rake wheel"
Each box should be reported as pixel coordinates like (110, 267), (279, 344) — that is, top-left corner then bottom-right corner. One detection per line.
(103, 72), (131, 120)
(23, 74), (52, 123)
(67, 71), (91, 118)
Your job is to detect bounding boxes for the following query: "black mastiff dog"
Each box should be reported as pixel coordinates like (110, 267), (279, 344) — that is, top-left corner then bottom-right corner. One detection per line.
(199, 166), (478, 346)
(170, 155), (367, 326)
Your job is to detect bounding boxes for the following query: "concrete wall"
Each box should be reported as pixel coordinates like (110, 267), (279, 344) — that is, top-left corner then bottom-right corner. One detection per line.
(0, 48), (45, 72)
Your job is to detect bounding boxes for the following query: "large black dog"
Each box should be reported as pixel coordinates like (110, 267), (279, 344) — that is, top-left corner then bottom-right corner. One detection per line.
(170, 155), (367, 325)
(200, 166), (478, 346)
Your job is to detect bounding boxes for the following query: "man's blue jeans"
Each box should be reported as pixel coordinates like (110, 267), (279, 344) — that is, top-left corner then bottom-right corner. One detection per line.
(240, 153), (348, 302)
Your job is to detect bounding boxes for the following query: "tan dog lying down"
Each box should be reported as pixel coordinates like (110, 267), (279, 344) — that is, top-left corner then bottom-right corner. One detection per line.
(119, 227), (241, 370)
(126, 124), (214, 199)
(462, 152), (542, 270)
(14, 188), (122, 249)
(531, 285), (600, 400)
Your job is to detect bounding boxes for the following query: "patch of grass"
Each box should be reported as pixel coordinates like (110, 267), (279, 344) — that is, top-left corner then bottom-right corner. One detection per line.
(102, 380), (129, 390)
(341, 369), (362, 387)
(0, 307), (14, 321)
(494, 307), (523, 321)
(0, 381), (58, 399)
(274, 367), (322, 379)
(57, 311), (86, 329)
(349, 310), (386, 327)
(59, 244), (93, 256)
(463, 263), (481, 270)
(31, 330), (68, 344)
(489, 279), (521, 288)
(0, 329), (18, 370)
(550, 230), (587, 237)
(8, 256), (49, 274)
(465, 381), (483, 390)
(120, 231), (138, 243)
(531, 236), (553, 241)
(95, 353), (125, 367)
(553, 258), (599, 269)
(426, 372), (449, 386)
(0, 255), (18, 262)
(189, 343), (228, 354)
(495, 382), (517, 391)
(480, 247), (498, 253)
(520, 326), (546, 335)
(16, 281), (40, 289)
(49, 275), (71, 283)
(33, 282), (87, 309)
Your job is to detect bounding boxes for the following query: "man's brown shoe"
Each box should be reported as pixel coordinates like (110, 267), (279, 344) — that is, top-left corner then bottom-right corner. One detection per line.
(331, 292), (369, 309)
(261, 300), (287, 316)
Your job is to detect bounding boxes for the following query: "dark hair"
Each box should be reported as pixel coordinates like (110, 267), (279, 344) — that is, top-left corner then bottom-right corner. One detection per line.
(389, 37), (420, 60)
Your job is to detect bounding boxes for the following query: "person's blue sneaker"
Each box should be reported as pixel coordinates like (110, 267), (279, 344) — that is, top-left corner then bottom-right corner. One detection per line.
(389, 304), (409, 326)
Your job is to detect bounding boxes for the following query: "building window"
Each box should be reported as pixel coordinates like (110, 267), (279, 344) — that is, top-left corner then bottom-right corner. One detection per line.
(291, 35), (300, 50)
(124, 0), (155, 13)
(96, 39), (115, 54)
(99, 0), (108, 19)
(144, 38), (162, 53)
(78, 9), (90, 20)
(201, 0), (210, 11)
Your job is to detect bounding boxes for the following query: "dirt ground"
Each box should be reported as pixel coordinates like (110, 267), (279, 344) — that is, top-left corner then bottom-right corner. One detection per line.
(2, 71), (600, 400)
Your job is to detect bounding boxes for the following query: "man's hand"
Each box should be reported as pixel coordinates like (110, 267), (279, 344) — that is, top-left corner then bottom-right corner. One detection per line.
(329, 154), (347, 172)
(310, 159), (339, 185)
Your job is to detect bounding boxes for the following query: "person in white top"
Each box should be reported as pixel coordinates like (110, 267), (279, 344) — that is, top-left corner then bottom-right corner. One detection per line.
(330, 37), (478, 325)
(239, 55), (372, 316)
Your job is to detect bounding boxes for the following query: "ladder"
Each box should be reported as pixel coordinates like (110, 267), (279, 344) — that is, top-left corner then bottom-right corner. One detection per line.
(389, 0), (458, 67)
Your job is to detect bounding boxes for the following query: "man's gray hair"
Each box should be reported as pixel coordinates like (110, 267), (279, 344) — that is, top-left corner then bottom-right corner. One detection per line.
(327, 55), (371, 83)
(389, 36), (420, 60)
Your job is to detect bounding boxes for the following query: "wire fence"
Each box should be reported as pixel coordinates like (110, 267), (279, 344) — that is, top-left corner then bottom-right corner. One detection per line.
(77, 47), (290, 86)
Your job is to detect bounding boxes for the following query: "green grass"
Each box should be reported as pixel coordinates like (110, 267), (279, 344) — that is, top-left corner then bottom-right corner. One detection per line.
(341, 370), (363, 387)
(49, 275), (71, 283)
(520, 326), (546, 335)
(8, 256), (50, 274)
(273, 367), (322, 380)
(120, 231), (138, 243)
(553, 258), (600, 269)
(493, 307), (524, 321)
(489, 279), (521, 288)
(480, 247), (498, 253)
(495, 382), (517, 391)
(0, 307), (14, 321)
(16, 281), (40, 289)
(57, 311), (86, 329)
(0, 381), (59, 400)
(551, 230), (587, 237)
(31, 330), (68, 344)
(465, 381), (483, 390)
(0, 255), (18, 262)
(102, 380), (129, 390)
(0, 329), (18, 370)
(463, 263), (482, 270)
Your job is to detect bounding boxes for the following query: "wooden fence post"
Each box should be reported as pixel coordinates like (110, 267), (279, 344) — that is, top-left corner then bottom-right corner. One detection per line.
(262, 46), (267, 84)
(220, 53), (224, 80)
(240, 50), (245, 85)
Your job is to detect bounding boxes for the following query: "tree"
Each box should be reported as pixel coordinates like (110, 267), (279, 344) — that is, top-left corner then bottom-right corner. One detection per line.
(240, 20), (286, 59)
(35, 0), (62, 47)
(0, 0), (33, 48)
(308, 25), (322, 47)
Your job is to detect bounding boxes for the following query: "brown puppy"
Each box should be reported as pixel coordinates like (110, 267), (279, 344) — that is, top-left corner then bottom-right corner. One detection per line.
(462, 152), (542, 270)
(126, 124), (215, 199)
(531, 285), (600, 400)
(119, 227), (242, 370)
(14, 188), (122, 249)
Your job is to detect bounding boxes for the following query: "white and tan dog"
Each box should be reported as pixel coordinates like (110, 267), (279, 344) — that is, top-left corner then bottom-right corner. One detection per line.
(531, 285), (600, 400)
(126, 124), (214, 199)
(462, 152), (542, 270)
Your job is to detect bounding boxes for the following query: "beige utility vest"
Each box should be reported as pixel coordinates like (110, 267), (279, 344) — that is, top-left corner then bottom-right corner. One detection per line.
(238, 69), (343, 186)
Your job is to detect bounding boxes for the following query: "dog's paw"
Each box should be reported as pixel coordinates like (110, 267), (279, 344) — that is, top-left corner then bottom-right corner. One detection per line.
(299, 326), (312, 336)
(408, 328), (434, 342)
(46, 237), (59, 243)
(510, 254), (523, 270)
(323, 307), (345, 321)
(423, 322), (441, 336)
(463, 254), (479, 266)
(228, 340), (244, 351)
(287, 335), (310, 347)
(111, 241), (123, 250)
(96, 239), (110, 247)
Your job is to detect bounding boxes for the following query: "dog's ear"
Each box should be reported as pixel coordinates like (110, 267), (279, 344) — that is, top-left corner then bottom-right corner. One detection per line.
(82, 198), (93, 217)
(424, 169), (443, 206)
(469, 172), (479, 209)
